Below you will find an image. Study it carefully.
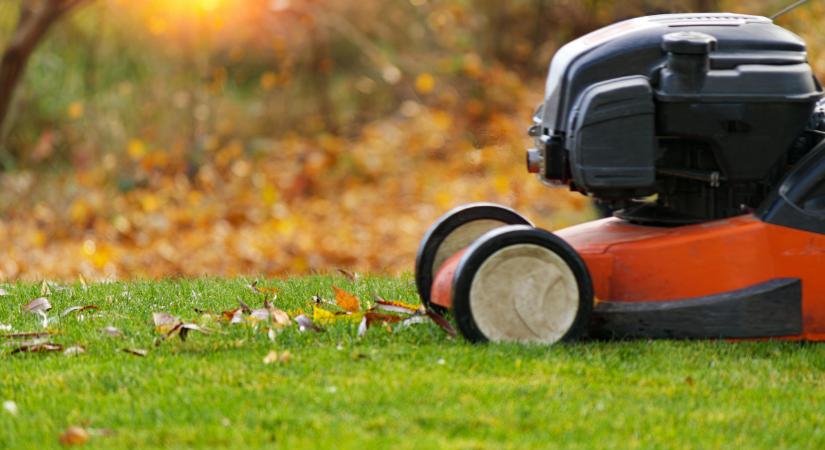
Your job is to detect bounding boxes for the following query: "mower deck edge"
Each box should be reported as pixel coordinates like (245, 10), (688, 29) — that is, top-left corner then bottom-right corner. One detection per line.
(590, 278), (802, 340)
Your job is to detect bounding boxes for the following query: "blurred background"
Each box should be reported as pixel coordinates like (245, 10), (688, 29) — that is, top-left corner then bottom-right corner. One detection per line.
(0, 0), (822, 280)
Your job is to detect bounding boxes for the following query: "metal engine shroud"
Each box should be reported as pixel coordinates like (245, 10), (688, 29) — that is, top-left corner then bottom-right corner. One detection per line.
(526, 13), (825, 225)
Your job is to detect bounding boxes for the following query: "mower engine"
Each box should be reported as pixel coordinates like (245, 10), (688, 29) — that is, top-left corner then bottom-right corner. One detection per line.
(526, 13), (824, 224)
(416, 13), (825, 345)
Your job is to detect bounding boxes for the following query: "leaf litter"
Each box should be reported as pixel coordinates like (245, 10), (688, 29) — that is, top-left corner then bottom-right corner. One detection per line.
(5, 278), (457, 361)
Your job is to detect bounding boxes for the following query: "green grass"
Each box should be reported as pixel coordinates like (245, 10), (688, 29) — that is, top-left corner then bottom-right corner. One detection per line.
(2, 276), (825, 449)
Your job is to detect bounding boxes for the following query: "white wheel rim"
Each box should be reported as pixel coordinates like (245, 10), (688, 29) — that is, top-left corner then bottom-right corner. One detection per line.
(432, 219), (506, 279)
(469, 244), (579, 343)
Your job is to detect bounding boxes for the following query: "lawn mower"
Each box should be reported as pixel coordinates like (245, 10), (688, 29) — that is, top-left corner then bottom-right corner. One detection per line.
(415, 12), (825, 343)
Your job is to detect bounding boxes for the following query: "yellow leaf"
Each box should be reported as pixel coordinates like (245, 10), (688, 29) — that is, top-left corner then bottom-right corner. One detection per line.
(312, 306), (336, 324)
(128, 139), (146, 160)
(313, 306), (362, 324)
(67, 101), (84, 119)
(260, 72), (278, 91)
(415, 73), (435, 94)
(333, 286), (361, 312)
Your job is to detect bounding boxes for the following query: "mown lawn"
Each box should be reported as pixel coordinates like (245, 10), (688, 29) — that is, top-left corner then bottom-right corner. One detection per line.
(2, 276), (825, 449)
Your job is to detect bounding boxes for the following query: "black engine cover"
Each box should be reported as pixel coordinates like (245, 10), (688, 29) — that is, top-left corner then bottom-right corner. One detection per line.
(533, 13), (824, 222)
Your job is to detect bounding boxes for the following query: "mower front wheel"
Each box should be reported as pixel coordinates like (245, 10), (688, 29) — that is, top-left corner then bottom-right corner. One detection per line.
(415, 203), (532, 312)
(452, 225), (593, 344)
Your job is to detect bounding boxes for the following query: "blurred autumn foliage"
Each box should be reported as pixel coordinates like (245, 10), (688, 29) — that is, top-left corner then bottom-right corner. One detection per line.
(0, 0), (822, 280)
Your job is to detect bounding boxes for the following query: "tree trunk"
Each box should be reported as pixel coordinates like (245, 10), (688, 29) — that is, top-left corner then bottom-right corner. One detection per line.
(0, 0), (88, 146)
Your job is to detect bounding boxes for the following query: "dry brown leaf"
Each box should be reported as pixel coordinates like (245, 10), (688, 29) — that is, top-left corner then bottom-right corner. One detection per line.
(152, 312), (180, 333)
(263, 350), (291, 364)
(425, 309), (457, 337)
(63, 345), (86, 356)
(236, 298), (252, 315)
(400, 315), (428, 327)
(249, 308), (270, 322)
(332, 286), (361, 312)
(39, 281), (51, 296)
(60, 305), (99, 318)
(221, 307), (243, 324)
(250, 281), (279, 296)
(373, 296), (421, 315)
(101, 326), (123, 337)
(357, 312), (404, 337)
(23, 297), (51, 314)
(122, 348), (148, 357)
(10, 341), (63, 354)
(167, 323), (209, 342)
(294, 314), (324, 333)
(1, 331), (55, 340)
(337, 268), (359, 282)
(265, 301), (291, 327)
(58, 426), (89, 446)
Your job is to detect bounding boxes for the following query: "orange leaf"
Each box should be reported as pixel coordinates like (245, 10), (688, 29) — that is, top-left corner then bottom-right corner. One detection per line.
(333, 286), (361, 312)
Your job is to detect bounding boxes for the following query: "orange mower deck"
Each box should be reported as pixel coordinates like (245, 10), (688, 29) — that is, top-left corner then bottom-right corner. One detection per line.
(431, 214), (825, 341)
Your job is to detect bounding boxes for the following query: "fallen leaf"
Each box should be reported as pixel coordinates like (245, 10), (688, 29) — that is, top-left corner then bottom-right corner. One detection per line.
(60, 305), (99, 318)
(337, 268), (359, 282)
(237, 298), (252, 315)
(122, 348), (148, 357)
(39, 281), (51, 296)
(10, 341), (63, 354)
(374, 296), (420, 315)
(167, 323), (209, 342)
(63, 345), (86, 356)
(265, 300), (291, 327)
(249, 308), (270, 323)
(312, 306), (362, 325)
(313, 306), (336, 324)
(425, 309), (457, 337)
(263, 350), (291, 364)
(59, 426), (89, 446)
(270, 309), (291, 327)
(3, 400), (17, 416)
(101, 326), (122, 337)
(0, 331), (54, 340)
(152, 312), (180, 333)
(357, 312), (404, 337)
(250, 280), (279, 297)
(222, 308), (244, 324)
(23, 297), (51, 314)
(78, 274), (88, 291)
(294, 314), (324, 333)
(400, 315), (428, 327)
(333, 286), (361, 312)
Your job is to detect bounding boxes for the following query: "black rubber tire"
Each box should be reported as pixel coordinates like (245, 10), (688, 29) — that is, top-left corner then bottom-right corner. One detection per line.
(451, 225), (593, 344)
(415, 203), (532, 312)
